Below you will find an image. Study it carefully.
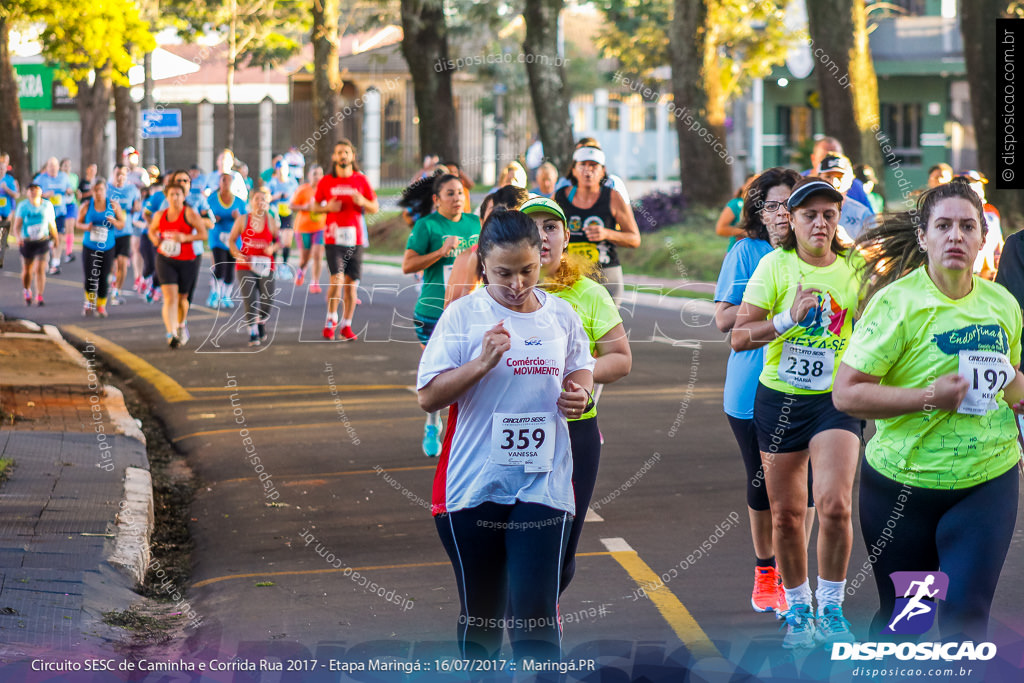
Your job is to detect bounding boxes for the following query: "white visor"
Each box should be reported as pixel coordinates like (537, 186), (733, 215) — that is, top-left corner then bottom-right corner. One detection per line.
(573, 147), (606, 166)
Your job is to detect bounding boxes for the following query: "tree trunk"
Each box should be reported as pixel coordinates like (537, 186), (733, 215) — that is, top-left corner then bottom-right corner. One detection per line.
(227, 4), (237, 151)
(961, 0), (1021, 223)
(522, 0), (574, 171)
(399, 0), (459, 163)
(806, 0), (882, 175)
(668, 0), (731, 207)
(76, 69), (113, 175)
(312, 0), (341, 170)
(114, 83), (138, 160)
(0, 16), (30, 187)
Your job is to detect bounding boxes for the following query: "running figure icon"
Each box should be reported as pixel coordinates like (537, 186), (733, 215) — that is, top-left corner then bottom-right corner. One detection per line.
(888, 574), (940, 631)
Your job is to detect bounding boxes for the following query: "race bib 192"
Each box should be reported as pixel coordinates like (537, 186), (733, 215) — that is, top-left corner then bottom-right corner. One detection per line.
(957, 350), (1013, 416)
(778, 342), (835, 391)
(490, 412), (556, 473)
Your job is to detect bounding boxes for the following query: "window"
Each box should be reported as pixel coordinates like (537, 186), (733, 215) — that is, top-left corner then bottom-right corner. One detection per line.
(384, 98), (401, 146)
(879, 102), (923, 166)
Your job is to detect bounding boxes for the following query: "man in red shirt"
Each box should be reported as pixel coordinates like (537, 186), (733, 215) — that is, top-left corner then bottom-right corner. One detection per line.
(314, 140), (379, 340)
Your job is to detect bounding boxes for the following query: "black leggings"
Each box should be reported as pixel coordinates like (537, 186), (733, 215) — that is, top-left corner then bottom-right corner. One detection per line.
(82, 246), (113, 300)
(435, 502), (572, 663)
(140, 236), (158, 284)
(212, 247), (235, 284)
(859, 460), (1018, 641)
(561, 416), (600, 591)
(727, 415), (814, 511)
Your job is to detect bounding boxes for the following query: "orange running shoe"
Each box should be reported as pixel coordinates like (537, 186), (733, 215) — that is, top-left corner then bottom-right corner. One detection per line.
(752, 566), (783, 613)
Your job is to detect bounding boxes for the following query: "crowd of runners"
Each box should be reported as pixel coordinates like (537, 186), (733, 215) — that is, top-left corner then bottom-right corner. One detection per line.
(1, 133), (1022, 668)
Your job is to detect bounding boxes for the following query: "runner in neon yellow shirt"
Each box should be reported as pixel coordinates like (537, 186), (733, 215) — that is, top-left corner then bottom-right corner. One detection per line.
(834, 179), (1024, 642)
(733, 177), (863, 649)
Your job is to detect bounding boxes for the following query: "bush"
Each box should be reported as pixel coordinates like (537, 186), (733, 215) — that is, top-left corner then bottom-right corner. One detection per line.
(631, 189), (687, 233)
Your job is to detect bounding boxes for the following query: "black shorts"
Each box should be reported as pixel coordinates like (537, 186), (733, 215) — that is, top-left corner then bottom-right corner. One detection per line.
(114, 235), (132, 258)
(155, 254), (201, 295)
(753, 383), (861, 454)
(325, 244), (363, 279)
(20, 238), (51, 260)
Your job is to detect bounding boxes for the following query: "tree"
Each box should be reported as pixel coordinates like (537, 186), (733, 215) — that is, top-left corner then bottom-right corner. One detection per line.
(399, 0), (459, 162)
(114, 84), (137, 160)
(598, 0), (792, 205)
(311, 0), (340, 170)
(806, 0), (882, 172)
(37, 0), (154, 173)
(668, 0), (731, 205)
(169, 0), (307, 149)
(0, 13), (29, 186)
(522, 0), (574, 171)
(961, 0), (1022, 223)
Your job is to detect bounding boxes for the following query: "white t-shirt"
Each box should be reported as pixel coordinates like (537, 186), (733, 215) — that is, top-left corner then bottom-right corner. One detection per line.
(837, 196), (875, 242)
(417, 287), (595, 516)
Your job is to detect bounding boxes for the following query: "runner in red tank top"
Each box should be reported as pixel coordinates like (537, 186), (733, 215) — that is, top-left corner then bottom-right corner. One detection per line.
(147, 183), (206, 347)
(228, 187), (279, 346)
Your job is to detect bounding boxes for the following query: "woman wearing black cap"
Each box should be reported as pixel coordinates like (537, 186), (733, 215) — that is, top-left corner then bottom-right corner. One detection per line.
(732, 177), (863, 650)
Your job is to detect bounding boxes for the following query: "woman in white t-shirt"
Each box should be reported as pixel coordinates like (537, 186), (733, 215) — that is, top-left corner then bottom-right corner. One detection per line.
(417, 209), (595, 665)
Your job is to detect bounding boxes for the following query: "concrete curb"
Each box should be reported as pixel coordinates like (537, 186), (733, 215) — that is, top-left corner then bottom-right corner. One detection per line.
(41, 324), (156, 591)
(103, 385), (147, 445)
(109, 466), (155, 586)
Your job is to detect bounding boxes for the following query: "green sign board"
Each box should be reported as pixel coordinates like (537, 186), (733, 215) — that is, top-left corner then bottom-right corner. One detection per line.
(13, 64), (54, 110)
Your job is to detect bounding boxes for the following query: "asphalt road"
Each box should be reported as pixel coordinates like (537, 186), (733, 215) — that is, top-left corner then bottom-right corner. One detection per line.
(3, 259), (1024, 682)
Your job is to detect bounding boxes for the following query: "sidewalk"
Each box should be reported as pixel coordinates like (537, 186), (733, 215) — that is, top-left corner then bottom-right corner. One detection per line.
(0, 319), (153, 656)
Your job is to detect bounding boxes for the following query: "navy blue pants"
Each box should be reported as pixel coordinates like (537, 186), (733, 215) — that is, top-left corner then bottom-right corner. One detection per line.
(435, 501), (572, 663)
(859, 460), (1018, 641)
(561, 416), (601, 591)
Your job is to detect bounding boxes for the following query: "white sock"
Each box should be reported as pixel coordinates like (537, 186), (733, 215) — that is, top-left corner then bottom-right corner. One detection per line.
(341, 318), (352, 328)
(815, 577), (846, 609)
(784, 580), (813, 609)
(327, 312), (338, 324)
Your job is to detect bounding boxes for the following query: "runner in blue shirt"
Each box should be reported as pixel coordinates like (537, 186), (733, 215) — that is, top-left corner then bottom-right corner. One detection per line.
(33, 157), (72, 273)
(79, 178), (125, 317)
(266, 161), (298, 276)
(108, 165), (143, 305)
(14, 184), (58, 305)
(0, 153), (19, 262)
(207, 172), (247, 307)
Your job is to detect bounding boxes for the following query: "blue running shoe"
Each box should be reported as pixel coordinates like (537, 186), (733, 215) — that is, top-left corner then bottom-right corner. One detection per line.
(206, 290), (220, 307)
(815, 605), (855, 647)
(780, 603), (816, 649)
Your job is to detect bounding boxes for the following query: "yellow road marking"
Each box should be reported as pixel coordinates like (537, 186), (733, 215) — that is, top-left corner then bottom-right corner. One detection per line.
(63, 325), (194, 403)
(192, 552), (614, 590)
(601, 537), (720, 658)
(172, 415), (422, 443)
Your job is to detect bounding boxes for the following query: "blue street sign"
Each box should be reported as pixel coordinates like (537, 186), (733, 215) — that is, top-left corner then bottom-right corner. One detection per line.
(141, 109), (182, 139)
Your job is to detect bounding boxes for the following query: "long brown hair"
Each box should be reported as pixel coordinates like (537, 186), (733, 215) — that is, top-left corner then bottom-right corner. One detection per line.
(853, 178), (987, 311)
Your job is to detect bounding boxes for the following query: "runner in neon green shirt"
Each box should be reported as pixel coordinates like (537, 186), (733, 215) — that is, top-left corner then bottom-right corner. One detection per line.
(522, 195), (631, 593)
(732, 177), (863, 649)
(834, 179), (1024, 642)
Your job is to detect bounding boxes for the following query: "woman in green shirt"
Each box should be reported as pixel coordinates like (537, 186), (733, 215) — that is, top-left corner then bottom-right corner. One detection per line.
(834, 179), (1024, 642)
(732, 177), (864, 649)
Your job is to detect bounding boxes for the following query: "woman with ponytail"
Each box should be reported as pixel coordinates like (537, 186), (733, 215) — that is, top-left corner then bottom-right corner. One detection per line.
(835, 178), (1024, 642)
(521, 196), (632, 591)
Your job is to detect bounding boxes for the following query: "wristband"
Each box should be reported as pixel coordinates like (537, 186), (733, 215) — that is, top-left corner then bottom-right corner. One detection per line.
(772, 309), (796, 335)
